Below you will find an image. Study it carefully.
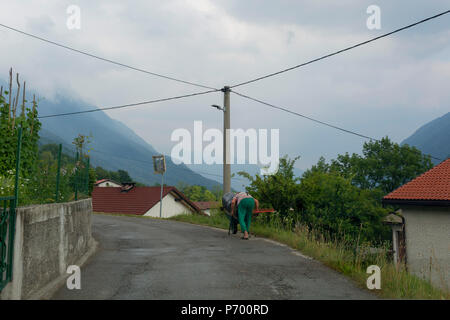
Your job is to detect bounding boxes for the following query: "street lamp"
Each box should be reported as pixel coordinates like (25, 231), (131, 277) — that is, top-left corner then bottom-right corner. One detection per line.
(211, 104), (224, 112)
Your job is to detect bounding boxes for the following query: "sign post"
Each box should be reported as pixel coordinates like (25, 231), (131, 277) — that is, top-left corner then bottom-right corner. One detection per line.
(152, 155), (166, 218)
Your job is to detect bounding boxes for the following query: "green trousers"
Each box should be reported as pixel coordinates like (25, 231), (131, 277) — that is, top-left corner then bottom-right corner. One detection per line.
(237, 198), (255, 233)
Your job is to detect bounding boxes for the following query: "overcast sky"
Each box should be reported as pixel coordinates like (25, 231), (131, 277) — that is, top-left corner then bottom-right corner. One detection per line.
(1, 0), (449, 171)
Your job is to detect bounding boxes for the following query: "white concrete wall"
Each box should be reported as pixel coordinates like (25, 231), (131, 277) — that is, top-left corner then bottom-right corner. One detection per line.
(143, 192), (193, 218)
(97, 181), (121, 187)
(0, 199), (97, 300)
(402, 205), (449, 290)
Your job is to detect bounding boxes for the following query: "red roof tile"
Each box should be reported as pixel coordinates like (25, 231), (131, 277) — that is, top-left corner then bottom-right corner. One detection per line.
(92, 186), (201, 215)
(383, 159), (450, 203)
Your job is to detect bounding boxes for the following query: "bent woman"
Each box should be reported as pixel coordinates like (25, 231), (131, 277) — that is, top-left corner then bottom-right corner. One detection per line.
(231, 192), (259, 240)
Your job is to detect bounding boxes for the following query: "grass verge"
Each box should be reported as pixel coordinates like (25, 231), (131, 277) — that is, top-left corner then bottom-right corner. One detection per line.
(170, 211), (449, 300)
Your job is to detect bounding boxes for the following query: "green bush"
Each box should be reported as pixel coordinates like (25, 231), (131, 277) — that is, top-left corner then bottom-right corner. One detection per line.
(298, 170), (390, 244)
(238, 156), (302, 215)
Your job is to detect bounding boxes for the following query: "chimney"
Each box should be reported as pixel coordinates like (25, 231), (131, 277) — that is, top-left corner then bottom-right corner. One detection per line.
(121, 182), (136, 192)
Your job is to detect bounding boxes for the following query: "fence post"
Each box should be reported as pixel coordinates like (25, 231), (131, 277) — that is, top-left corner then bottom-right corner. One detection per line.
(55, 144), (62, 203)
(13, 127), (22, 207)
(8, 127), (22, 281)
(75, 151), (79, 201)
(85, 157), (90, 195)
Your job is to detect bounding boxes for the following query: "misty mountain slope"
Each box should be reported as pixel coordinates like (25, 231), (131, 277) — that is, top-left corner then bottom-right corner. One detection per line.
(25, 93), (221, 188)
(187, 163), (303, 191)
(401, 112), (450, 164)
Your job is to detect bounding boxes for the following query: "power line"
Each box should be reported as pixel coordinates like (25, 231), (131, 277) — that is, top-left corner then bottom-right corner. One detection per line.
(231, 10), (450, 88)
(232, 90), (443, 162)
(233, 91), (376, 140)
(0, 23), (218, 91)
(87, 148), (249, 183)
(38, 89), (217, 119)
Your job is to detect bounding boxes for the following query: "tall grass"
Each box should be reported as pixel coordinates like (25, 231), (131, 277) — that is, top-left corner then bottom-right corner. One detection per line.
(171, 210), (448, 300)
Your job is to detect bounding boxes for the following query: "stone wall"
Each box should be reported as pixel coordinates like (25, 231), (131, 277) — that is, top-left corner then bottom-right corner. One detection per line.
(0, 199), (97, 300)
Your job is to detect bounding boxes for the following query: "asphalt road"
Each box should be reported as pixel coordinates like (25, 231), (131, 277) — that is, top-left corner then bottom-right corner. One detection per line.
(52, 214), (376, 299)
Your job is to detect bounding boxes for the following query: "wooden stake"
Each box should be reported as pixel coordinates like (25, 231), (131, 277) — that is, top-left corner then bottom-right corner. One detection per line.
(12, 73), (20, 130)
(8, 68), (12, 122)
(21, 81), (26, 117)
(30, 94), (36, 136)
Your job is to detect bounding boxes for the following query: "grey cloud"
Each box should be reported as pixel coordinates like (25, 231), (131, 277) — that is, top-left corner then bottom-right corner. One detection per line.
(26, 14), (55, 33)
(0, 0), (448, 170)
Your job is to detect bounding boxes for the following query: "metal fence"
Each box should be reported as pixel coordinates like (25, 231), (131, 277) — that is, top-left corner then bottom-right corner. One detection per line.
(0, 128), (21, 291)
(54, 144), (91, 203)
(1, 132), (92, 292)
(18, 143), (92, 205)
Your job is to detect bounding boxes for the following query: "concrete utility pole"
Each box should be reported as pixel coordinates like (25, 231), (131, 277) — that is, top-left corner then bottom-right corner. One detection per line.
(159, 172), (164, 218)
(222, 86), (231, 194)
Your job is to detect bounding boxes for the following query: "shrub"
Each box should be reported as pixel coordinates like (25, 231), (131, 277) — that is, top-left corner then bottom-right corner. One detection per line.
(298, 170), (390, 244)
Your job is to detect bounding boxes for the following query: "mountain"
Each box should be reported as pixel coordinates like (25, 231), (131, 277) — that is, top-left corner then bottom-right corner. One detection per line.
(187, 163), (303, 191)
(29, 94), (221, 189)
(401, 112), (450, 164)
(187, 163), (261, 191)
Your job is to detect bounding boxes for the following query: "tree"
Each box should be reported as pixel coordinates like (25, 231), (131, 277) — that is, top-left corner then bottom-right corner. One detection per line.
(298, 170), (390, 243)
(238, 156), (302, 215)
(117, 169), (132, 183)
(177, 183), (220, 202)
(184, 185), (205, 201)
(329, 137), (433, 194)
(203, 189), (217, 201)
(95, 166), (110, 180)
(72, 134), (92, 158)
(95, 166), (135, 184)
(301, 156), (330, 179)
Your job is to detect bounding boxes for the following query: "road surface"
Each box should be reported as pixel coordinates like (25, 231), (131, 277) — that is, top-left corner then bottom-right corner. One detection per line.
(52, 214), (376, 299)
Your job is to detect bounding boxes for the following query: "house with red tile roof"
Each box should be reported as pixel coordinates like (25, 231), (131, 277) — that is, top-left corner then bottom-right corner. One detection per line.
(382, 158), (450, 289)
(92, 185), (203, 218)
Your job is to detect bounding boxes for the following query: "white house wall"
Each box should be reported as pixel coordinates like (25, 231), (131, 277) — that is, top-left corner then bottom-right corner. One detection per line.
(402, 205), (450, 290)
(97, 181), (121, 187)
(143, 193), (193, 218)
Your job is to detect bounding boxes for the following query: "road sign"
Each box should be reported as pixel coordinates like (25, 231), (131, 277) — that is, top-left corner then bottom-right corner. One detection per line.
(152, 155), (166, 174)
